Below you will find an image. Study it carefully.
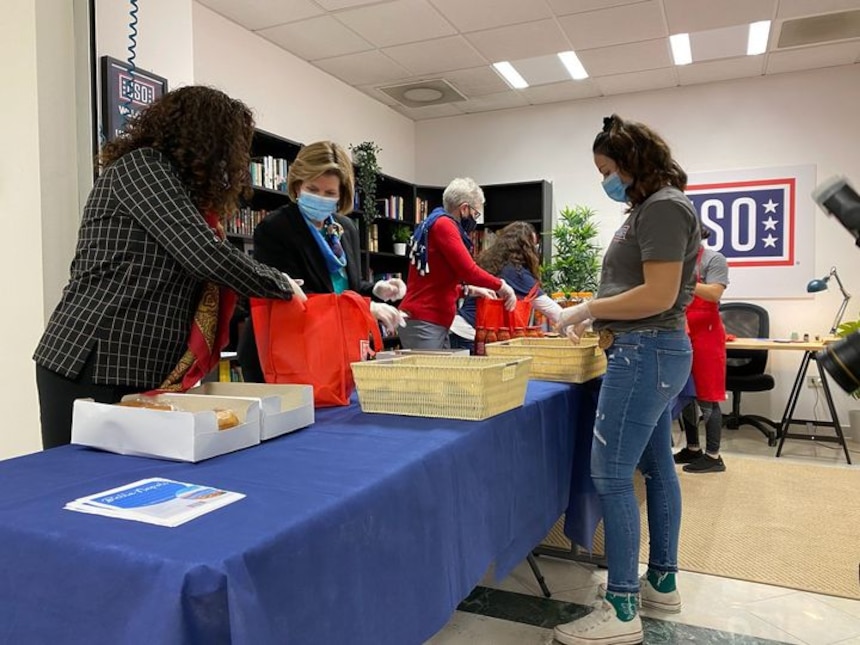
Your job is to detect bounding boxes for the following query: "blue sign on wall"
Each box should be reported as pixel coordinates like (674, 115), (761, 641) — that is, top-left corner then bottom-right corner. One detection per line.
(686, 178), (796, 267)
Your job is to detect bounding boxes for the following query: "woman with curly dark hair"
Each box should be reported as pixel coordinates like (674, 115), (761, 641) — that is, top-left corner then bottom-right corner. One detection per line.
(33, 85), (304, 449)
(449, 221), (562, 352)
(552, 115), (698, 645)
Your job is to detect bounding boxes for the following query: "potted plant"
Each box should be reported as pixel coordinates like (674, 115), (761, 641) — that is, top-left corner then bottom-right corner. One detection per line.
(350, 141), (382, 225)
(541, 205), (602, 305)
(392, 224), (411, 256)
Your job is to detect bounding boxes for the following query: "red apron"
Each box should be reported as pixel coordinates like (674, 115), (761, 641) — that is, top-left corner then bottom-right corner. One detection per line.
(685, 248), (726, 402)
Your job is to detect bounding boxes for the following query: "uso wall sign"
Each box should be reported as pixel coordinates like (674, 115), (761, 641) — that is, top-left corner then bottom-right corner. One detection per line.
(685, 165), (815, 299)
(100, 56), (168, 142)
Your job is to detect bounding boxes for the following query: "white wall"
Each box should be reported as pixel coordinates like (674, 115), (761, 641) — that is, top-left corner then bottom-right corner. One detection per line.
(416, 65), (860, 425)
(191, 3), (415, 182)
(1, 1), (57, 458)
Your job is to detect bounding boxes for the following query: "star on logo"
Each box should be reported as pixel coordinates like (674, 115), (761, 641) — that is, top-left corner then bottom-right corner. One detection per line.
(762, 234), (778, 248)
(763, 199), (779, 214)
(763, 216), (778, 231)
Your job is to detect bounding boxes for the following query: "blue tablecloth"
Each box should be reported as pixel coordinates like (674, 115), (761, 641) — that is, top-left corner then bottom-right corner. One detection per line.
(0, 381), (597, 645)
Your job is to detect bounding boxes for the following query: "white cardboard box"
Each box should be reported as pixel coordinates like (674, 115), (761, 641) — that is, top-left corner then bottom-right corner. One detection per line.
(187, 383), (314, 440)
(71, 393), (261, 462)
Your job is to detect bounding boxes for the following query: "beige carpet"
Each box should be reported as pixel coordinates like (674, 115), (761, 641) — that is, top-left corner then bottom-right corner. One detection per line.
(542, 456), (860, 600)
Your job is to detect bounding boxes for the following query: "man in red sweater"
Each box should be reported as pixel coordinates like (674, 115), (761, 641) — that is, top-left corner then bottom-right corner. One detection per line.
(398, 177), (516, 349)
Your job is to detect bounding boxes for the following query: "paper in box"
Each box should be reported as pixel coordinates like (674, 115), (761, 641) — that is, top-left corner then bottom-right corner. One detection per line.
(71, 393), (261, 462)
(187, 382), (314, 440)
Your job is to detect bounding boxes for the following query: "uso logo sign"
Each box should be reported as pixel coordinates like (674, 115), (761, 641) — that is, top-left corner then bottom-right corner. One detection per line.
(686, 178), (796, 268)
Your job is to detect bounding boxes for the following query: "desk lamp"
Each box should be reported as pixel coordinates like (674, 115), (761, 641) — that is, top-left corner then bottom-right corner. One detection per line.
(806, 266), (851, 334)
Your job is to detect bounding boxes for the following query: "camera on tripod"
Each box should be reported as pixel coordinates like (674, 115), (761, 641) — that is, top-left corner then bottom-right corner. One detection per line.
(812, 176), (860, 396)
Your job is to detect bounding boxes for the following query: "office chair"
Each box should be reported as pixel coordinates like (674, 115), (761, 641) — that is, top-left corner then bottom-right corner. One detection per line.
(720, 302), (780, 446)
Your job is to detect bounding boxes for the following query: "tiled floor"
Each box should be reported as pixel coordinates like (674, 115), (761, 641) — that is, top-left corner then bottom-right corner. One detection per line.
(425, 425), (860, 644)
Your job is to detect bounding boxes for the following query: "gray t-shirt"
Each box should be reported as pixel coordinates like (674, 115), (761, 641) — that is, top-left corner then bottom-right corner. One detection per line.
(594, 186), (700, 333)
(699, 247), (729, 287)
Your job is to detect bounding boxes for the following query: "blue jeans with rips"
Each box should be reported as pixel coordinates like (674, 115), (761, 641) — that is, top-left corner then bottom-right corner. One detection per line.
(591, 329), (692, 594)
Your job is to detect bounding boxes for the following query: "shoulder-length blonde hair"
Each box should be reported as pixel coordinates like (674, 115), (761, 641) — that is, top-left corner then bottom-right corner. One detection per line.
(287, 141), (355, 215)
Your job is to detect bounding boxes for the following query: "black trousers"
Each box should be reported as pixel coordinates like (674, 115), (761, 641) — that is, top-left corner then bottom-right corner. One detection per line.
(35, 352), (139, 450)
(680, 399), (723, 455)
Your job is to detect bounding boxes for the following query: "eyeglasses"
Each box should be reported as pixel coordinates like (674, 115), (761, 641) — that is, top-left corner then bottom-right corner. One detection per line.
(464, 204), (483, 222)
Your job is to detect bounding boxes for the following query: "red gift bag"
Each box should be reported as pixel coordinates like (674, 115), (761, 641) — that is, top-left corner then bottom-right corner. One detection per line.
(475, 283), (540, 333)
(250, 291), (383, 407)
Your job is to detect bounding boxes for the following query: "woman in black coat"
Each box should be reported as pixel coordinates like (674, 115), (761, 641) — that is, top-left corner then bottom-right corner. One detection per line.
(238, 141), (405, 382)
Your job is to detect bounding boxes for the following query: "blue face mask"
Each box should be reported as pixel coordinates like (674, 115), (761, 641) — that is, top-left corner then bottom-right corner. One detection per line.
(298, 191), (338, 222)
(602, 173), (630, 203)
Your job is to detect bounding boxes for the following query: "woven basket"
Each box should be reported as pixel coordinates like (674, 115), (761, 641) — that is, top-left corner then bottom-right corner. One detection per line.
(484, 337), (606, 383)
(350, 355), (532, 420)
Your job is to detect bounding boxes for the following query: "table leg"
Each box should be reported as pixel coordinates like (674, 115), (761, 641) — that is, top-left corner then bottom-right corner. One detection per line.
(817, 358), (852, 465)
(775, 351), (812, 457)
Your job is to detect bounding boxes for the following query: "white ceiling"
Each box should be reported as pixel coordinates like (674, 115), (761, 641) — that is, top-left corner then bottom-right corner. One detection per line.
(197, 0), (860, 120)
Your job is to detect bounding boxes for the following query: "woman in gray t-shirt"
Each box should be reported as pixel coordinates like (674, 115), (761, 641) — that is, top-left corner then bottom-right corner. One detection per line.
(553, 115), (698, 645)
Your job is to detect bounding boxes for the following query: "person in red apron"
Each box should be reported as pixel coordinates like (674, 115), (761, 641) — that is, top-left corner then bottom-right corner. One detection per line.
(674, 231), (729, 473)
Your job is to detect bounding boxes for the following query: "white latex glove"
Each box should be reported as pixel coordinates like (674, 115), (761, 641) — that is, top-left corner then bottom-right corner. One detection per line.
(563, 321), (591, 345)
(370, 302), (407, 336)
(372, 277), (407, 301)
(496, 279), (517, 311)
(466, 285), (498, 299)
(282, 273), (307, 303)
(555, 301), (593, 343)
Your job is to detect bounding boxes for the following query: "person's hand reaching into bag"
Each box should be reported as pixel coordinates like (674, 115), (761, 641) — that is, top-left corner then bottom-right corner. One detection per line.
(496, 280), (517, 311)
(282, 274), (307, 303)
(465, 285), (498, 300)
(370, 302), (407, 336)
(372, 277), (407, 302)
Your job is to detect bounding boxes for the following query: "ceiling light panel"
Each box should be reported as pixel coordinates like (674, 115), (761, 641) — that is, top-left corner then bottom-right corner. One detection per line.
(669, 33), (692, 65)
(492, 61), (529, 89)
(748, 20), (772, 55)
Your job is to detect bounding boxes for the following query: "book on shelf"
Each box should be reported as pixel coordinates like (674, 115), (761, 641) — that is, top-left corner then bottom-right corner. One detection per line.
(64, 477), (246, 527)
(226, 208), (268, 237)
(249, 155), (289, 192)
(415, 197), (429, 223)
(374, 196), (405, 220)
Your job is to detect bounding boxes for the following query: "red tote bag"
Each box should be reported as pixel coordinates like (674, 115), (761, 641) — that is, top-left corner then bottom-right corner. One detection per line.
(475, 283), (540, 332)
(250, 291), (383, 407)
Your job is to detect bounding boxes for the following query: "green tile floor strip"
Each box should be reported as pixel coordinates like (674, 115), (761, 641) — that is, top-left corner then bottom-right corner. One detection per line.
(458, 587), (793, 644)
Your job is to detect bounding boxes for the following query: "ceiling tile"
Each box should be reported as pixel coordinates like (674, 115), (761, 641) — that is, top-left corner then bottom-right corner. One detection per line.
(777, 0), (860, 20)
(442, 66), (511, 97)
(458, 90), (530, 114)
(691, 24), (750, 62)
(389, 102), (465, 120)
(765, 41), (860, 74)
(547, 0), (649, 16)
(558, 1), (667, 50)
(428, 0), (553, 32)
(257, 16), (374, 61)
(356, 84), (403, 107)
(382, 36), (487, 75)
(664, 0), (777, 34)
(334, 0), (456, 48)
(512, 54), (572, 86)
(465, 19), (573, 62)
(196, 0), (324, 31)
(594, 66), (678, 95)
(677, 55), (765, 85)
(314, 50), (413, 85)
(315, 0), (389, 9)
(577, 38), (672, 76)
(522, 79), (602, 104)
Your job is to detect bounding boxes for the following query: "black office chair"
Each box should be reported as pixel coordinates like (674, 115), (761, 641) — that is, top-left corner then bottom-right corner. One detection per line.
(720, 302), (780, 446)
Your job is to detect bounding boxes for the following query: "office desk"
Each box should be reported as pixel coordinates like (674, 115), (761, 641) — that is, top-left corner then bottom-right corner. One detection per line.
(0, 381), (597, 645)
(727, 338), (850, 463)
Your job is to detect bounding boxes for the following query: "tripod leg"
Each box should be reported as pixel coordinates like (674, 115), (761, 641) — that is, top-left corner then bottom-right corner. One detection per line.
(527, 553), (551, 598)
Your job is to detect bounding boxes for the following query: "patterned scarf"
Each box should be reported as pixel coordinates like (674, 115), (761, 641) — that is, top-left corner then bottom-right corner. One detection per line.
(408, 206), (473, 275)
(305, 214), (347, 274)
(158, 211), (238, 391)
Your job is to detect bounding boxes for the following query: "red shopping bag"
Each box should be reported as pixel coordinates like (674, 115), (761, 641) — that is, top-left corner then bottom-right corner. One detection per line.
(250, 291), (383, 407)
(475, 283), (539, 333)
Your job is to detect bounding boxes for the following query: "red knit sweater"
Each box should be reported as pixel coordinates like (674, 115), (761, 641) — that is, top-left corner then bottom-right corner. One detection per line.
(399, 216), (503, 327)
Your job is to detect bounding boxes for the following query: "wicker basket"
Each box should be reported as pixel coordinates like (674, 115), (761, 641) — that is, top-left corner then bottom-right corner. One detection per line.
(350, 355), (532, 420)
(484, 337), (606, 383)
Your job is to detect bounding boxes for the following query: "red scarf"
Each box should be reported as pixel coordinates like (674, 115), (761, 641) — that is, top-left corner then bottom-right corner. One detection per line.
(157, 211), (238, 391)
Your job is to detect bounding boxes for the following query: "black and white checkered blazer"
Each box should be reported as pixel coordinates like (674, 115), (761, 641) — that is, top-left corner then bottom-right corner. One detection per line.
(34, 147), (292, 388)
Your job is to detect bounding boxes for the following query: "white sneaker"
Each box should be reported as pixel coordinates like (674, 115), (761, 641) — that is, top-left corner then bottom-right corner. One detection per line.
(553, 601), (643, 645)
(597, 574), (682, 613)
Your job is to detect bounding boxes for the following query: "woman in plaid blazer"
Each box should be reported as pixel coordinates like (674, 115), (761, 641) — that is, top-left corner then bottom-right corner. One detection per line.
(33, 86), (302, 449)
